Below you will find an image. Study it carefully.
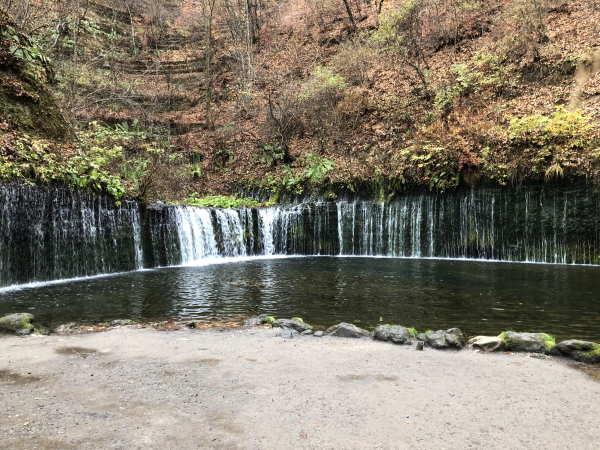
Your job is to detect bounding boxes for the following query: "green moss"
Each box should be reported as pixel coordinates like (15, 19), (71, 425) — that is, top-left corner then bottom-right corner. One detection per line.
(0, 313), (34, 331)
(497, 331), (513, 347)
(0, 67), (73, 142)
(22, 318), (33, 329)
(541, 333), (556, 351)
(183, 194), (260, 209)
(498, 331), (556, 351)
(0, 13), (74, 142)
(580, 343), (600, 359)
(291, 317), (304, 322)
(407, 327), (419, 337)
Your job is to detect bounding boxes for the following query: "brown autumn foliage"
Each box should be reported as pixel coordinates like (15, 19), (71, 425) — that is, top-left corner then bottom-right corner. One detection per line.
(0, 0), (599, 200)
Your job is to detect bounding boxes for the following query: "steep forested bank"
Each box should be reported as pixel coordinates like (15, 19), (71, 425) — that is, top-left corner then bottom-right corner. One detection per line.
(1, 0), (599, 203)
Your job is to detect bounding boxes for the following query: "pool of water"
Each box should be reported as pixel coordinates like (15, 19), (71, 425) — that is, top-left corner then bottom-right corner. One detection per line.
(1, 256), (600, 341)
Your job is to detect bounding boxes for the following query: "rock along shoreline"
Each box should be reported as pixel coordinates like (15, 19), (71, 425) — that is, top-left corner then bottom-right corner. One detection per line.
(2, 312), (600, 366)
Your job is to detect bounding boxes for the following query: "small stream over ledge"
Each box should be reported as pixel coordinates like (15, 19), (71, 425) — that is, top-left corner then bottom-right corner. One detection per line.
(2, 182), (600, 288)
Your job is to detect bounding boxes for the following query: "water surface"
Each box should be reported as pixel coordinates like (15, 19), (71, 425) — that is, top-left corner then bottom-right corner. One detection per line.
(1, 257), (599, 341)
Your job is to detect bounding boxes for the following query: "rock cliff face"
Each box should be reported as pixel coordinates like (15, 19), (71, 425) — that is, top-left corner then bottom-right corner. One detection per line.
(0, 11), (73, 142)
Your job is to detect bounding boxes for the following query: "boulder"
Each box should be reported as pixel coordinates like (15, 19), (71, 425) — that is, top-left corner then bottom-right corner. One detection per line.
(373, 325), (411, 344)
(245, 314), (275, 326)
(276, 327), (299, 339)
(467, 336), (507, 353)
(325, 322), (371, 338)
(550, 340), (600, 364)
(301, 329), (314, 335)
(57, 323), (80, 332)
(498, 331), (555, 353)
(111, 319), (136, 326)
(313, 331), (324, 337)
(418, 328), (466, 349)
(0, 313), (34, 332)
(272, 319), (312, 333)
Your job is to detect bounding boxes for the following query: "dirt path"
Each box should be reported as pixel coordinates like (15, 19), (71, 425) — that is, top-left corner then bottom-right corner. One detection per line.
(569, 48), (600, 110)
(1, 326), (600, 449)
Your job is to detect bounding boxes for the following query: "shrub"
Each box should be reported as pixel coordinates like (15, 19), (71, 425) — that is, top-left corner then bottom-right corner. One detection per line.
(507, 108), (598, 180)
(331, 41), (373, 87)
(182, 194), (260, 209)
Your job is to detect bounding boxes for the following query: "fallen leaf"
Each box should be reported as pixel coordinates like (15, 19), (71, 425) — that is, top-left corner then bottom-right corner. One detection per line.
(23, 422), (29, 426)
(315, 420), (322, 423)
(407, 421), (413, 424)
(300, 431), (307, 439)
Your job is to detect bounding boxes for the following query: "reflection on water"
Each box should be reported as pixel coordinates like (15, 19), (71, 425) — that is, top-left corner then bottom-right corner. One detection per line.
(1, 256), (599, 341)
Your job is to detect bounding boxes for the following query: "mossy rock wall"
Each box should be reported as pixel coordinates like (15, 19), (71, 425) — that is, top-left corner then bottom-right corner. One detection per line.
(0, 11), (73, 142)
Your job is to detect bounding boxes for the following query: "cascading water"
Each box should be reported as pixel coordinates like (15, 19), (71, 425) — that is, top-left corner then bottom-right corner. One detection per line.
(0, 184), (143, 287)
(2, 183), (600, 288)
(173, 206), (218, 262)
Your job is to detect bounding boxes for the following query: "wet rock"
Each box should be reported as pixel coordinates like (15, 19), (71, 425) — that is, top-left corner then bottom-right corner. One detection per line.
(301, 329), (314, 335)
(550, 340), (600, 364)
(373, 325), (411, 344)
(325, 322), (371, 338)
(187, 322), (200, 328)
(147, 201), (166, 211)
(57, 323), (80, 332)
(313, 331), (324, 337)
(111, 319), (136, 326)
(0, 313), (35, 333)
(467, 336), (507, 353)
(245, 314), (276, 326)
(277, 327), (299, 339)
(272, 319), (311, 333)
(498, 331), (555, 353)
(415, 342), (424, 350)
(16, 328), (31, 336)
(418, 328), (466, 349)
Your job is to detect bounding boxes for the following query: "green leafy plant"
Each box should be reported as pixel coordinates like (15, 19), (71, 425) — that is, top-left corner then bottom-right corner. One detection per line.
(215, 149), (234, 169)
(303, 154), (335, 183)
(254, 143), (284, 165)
(189, 165), (204, 178)
(507, 107), (598, 180)
(183, 194), (260, 209)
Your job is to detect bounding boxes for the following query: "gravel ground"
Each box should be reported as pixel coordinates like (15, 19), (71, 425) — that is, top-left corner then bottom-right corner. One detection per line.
(1, 326), (600, 450)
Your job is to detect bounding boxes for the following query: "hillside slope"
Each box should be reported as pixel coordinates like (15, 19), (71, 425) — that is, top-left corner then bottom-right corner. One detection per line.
(0, 11), (73, 141)
(1, 0), (599, 202)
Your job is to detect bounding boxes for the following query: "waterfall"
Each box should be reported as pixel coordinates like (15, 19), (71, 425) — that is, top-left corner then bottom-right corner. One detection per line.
(2, 183), (600, 288)
(258, 207), (277, 255)
(0, 184), (142, 287)
(172, 206), (218, 263)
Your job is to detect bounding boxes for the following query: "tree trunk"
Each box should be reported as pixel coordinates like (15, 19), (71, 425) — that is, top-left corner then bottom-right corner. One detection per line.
(203, 0), (216, 130)
(342, 0), (357, 30)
